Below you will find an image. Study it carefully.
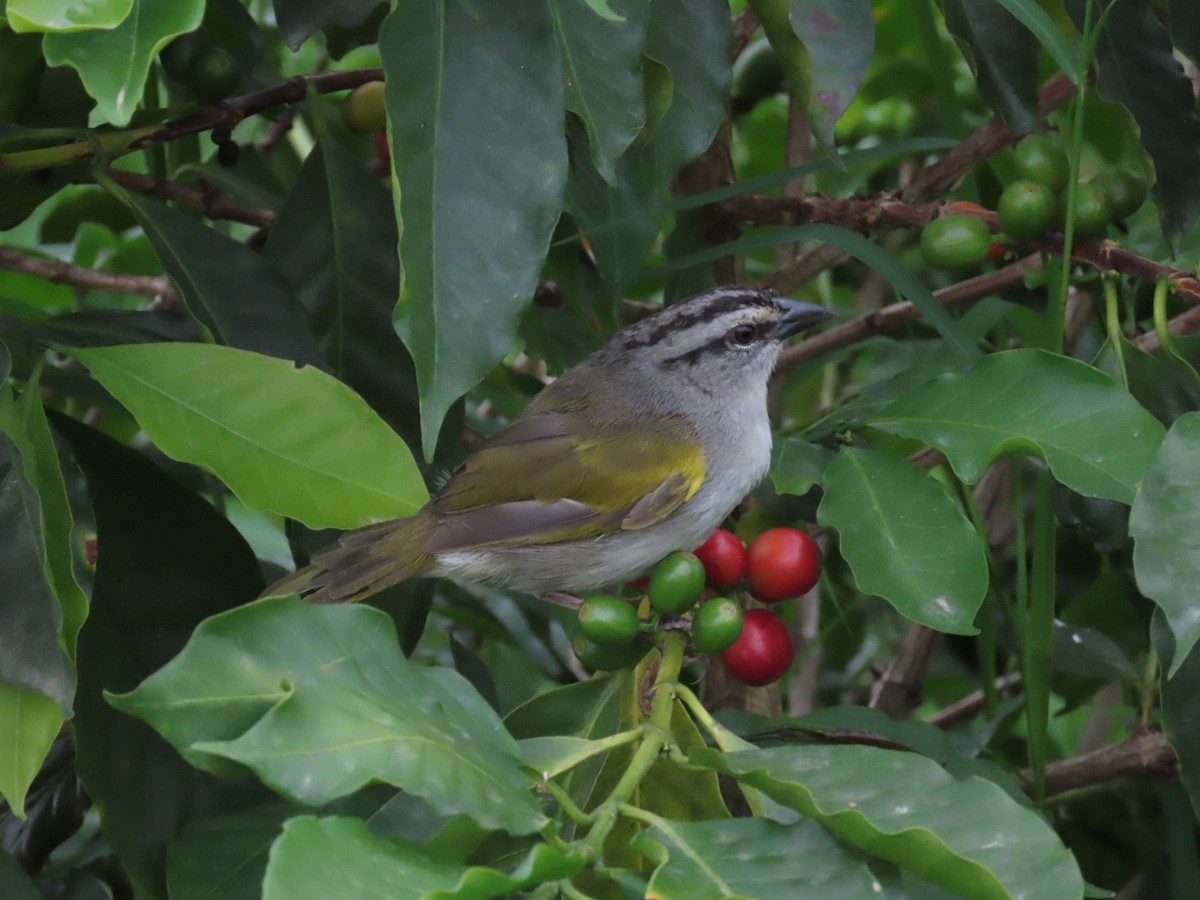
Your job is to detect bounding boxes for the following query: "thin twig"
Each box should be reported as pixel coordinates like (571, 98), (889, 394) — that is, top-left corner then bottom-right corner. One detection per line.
(80, 168), (276, 229)
(926, 673), (1023, 728)
(0, 247), (175, 302)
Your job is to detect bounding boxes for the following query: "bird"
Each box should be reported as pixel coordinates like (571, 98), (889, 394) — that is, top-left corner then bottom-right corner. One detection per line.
(265, 285), (832, 604)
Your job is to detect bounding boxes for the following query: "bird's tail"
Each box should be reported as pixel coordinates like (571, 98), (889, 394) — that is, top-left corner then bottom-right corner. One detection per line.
(261, 514), (435, 604)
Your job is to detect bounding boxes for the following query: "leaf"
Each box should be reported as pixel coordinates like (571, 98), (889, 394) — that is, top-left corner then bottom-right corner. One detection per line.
(110, 596), (548, 836)
(1130, 412), (1200, 676)
(551, 0), (648, 182)
(0, 685), (62, 817)
(380, 0), (568, 459)
(793, 1), (875, 150)
(42, 0), (205, 126)
(868, 349), (1166, 504)
(943, 0), (1039, 132)
(1171, 0), (1200, 67)
(7, 0), (133, 32)
(262, 115), (423, 452)
(1160, 615), (1200, 821)
(166, 802), (296, 900)
(1065, 0), (1200, 243)
(991, 0), (1082, 85)
(262, 816), (582, 900)
(0, 850), (40, 900)
(631, 814), (879, 899)
(272, 0), (385, 51)
(18, 309), (200, 348)
(112, 188), (326, 369)
(66, 343), (428, 530)
(817, 447), (987, 635)
(693, 744), (1084, 900)
(769, 435), (833, 497)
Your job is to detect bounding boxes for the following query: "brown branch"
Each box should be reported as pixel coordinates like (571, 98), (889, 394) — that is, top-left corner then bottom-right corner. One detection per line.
(1019, 731), (1177, 799)
(78, 169), (276, 229)
(926, 673), (1022, 728)
(0, 247), (175, 303)
(868, 625), (942, 719)
(1134, 304), (1200, 353)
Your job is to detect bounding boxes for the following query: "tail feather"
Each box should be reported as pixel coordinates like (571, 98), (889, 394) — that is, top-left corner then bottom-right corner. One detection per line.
(260, 515), (434, 604)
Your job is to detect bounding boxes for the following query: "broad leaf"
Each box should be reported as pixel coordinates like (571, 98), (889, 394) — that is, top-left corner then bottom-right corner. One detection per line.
(7, 0), (133, 32)
(818, 447), (987, 635)
(111, 597), (547, 836)
(0, 685), (61, 818)
(1130, 412), (1200, 676)
(1171, 0), (1200, 66)
(19, 309), (200, 348)
(380, 0), (568, 459)
(0, 850), (39, 900)
(868, 349), (1165, 504)
(273, 0), (384, 50)
(944, 0), (1039, 132)
(167, 802), (297, 900)
(693, 744), (1084, 899)
(631, 814), (879, 899)
(262, 816), (582, 900)
(67, 343), (427, 530)
(42, 0), (205, 126)
(769, 435), (832, 497)
(551, 0), (648, 182)
(1160, 615), (1200, 821)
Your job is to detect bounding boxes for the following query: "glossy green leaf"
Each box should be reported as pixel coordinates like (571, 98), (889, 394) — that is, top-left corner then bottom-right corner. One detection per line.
(631, 813), (879, 899)
(110, 596), (547, 836)
(263, 114), (423, 451)
(167, 802), (296, 900)
(991, 0), (1082, 84)
(817, 447), (987, 635)
(381, 0), (567, 459)
(18, 309), (199, 348)
(943, 0), (1039, 132)
(869, 349), (1165, 504)
(770, 435), (833, 497)
(66, 343), (427, 530)
(273, 0), (385, 50)
(0, 685), (62, 817)
(551, 0), (648, 182)
(0, 850), (39, 900)
(7, 0), (133, 32)
(693, 744), (1084, 899)
(1066, 0), (1200, 242)
(1130, 412), (1200, 676)
(42, 0), (205, 126)
(1160, 616), (1200, 821)
(263, 816), (582, 900)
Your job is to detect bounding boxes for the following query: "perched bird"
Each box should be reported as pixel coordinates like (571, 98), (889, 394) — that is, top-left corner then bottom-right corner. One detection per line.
(267, 286), (832, 603)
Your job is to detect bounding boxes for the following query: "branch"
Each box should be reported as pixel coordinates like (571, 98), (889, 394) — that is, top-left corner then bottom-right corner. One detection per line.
(926, 673), (1022, 728)
(0, 247), (175, 302)
(1019, 731), (1177, 799)
(1135, 304), (1200, 353)
(79, 168), (276, 229)
(0, 68), (383, 174)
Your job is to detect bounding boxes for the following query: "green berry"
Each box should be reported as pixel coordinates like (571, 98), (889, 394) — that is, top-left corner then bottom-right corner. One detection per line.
(691, 597), (744, 654)
(187, 48), (240, 102)
(1090, 168), (1148, 221)
(578, 593), (639, 645)
(1014, 134), (1069, 192)
(997, 180), (1057, 241)
(571, 631), (645, 671)
(648, 551), (706, 615)
(920, 215), (992, 269)
(1063, 184), (1112, 239)
(342, 81), (387, 135)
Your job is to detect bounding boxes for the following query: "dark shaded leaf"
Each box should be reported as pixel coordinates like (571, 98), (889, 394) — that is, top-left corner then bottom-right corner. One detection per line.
(166, 801), (296, 900)
(770, 435), (832, 497)
(944, 0), (1039, 132)
(0, 849), (39, 900)
(1160, 613), (1200, 822)
(272, 0), (384, 50)
(15, 309), (199, 348)
(1171, 0), (1200, 66)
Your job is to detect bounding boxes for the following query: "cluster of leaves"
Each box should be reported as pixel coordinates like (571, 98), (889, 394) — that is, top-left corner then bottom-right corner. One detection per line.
(3, 0), (1200, 898)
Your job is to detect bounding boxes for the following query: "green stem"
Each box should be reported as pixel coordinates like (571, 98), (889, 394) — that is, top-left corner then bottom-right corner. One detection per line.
(1153, 278), (1200, 388)
(1104, 278), (1128, 386)
(675, 683), (770, 817)
(580, 632), (687, 859)
(542, 780), (595, 826)
(956, 476), (998, 715)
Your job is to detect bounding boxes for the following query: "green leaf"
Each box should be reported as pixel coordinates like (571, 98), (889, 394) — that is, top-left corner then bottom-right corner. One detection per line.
(262, 816), (582, 900)
(273, 0), (385, 51)
(110, 596), (548, 836)
(1130, 412), (1200, 676)
(380, 0), (568, 459)
(0, 850), (40, 900)
(769, 435), (832, 497)
(0, 685), (62, 817)
(1161, 616), (1200, 822)
(1171, 0), (1200, 67)
(791, 1), (875, 151)
(991, 0), (1082, 84)
(66, 343), (428, 530)
(943, 0), (1039, 132)
(817, 447), (987, 635)
(631, 813), (879, 899)
(42, 0), (205, 126)
(17, 309), (199, 348)
(868, 349), (1166, 504)
(551, 0), (648, 182)
(1066, 0), (1200, 242)
(167, 802), (297, 900)
(7, 0), (134, 32)
(693, 744), (1084, 900)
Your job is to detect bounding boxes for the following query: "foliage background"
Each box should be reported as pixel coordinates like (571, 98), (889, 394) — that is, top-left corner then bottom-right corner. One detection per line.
(2, 0), (1200, 897)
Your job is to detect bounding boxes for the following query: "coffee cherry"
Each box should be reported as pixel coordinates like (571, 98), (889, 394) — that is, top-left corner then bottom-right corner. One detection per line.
(187, 48), (240, 102)
(648, 551), (706, 615)
(920, 215), (991, 269)
(693, 529), (747, 587)
(747, 527), (821, 602)
(691, 597), (743, 654)
(1014, 134), (1069, 192)
(1063, 184), (1112, 239)
(342, 81), (387, 135)
(374, 128), (390, 166)
(578, 593), (639, 645)
(1090, 168), (1148, 221)
(571, 631), (646, 671)
(721, 608), (794, 686)
(997, 179), (1056, 241)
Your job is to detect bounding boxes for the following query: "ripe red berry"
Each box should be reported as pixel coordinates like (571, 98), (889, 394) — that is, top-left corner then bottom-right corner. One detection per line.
(747, 527), (821, 602)
(693, 528), (748, 586)
(721, 608), (794, 686)
(374, 128), (390, 166)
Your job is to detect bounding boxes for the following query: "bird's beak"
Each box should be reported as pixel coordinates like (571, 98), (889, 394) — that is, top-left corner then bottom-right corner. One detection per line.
(772, 297), (834, 340)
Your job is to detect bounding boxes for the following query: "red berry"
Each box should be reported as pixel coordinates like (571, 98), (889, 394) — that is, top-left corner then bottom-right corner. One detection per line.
(693, 529), (748, 586)
(987, 242), (1004, 263)
(374, 128), (390, 166)
(747, 527), (821, 602)
(721, 608), (794, 686)
(84, 536), (98, 567)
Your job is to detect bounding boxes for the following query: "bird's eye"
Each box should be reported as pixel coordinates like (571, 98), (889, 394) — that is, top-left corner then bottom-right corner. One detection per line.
(728, 323), (757, 347)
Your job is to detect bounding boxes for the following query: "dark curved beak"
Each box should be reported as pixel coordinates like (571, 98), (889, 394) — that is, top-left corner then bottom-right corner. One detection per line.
(773, 297), (834, 340)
